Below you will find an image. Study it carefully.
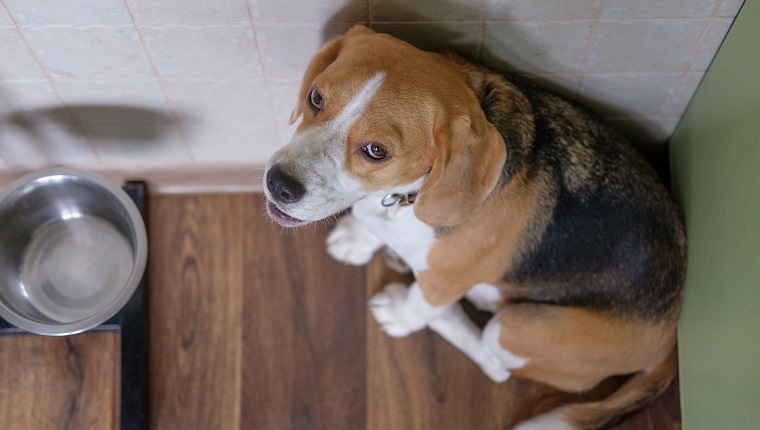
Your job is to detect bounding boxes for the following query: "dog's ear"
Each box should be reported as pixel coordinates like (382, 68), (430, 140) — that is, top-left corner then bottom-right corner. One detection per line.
(289, 25), (377, 124)
(414, 115), (506, 227)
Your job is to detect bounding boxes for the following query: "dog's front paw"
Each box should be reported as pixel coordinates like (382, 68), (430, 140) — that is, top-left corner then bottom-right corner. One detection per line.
(370, 283), (428, 337)
(479, 353), (511, 383)
(326, 214), (383, 266)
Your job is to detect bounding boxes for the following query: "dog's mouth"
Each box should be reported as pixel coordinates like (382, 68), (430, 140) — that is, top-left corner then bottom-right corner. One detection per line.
(266, 200), (308, 228)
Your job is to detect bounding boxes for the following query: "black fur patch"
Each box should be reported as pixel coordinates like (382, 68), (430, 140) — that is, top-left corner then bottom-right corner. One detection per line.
(477, 73), (686, 321)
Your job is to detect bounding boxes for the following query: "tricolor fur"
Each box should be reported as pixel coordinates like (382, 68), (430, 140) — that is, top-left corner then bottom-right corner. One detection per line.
(264, 26), (686, 430)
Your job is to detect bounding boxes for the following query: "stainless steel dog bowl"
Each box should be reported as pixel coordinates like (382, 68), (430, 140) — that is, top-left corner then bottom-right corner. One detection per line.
(0, 168), (147, 335)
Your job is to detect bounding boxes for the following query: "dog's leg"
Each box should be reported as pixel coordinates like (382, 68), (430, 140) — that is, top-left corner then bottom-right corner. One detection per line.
(465, 282), (505, 313)
(326, 213), (383, 265)
(372, 282), (525, 383)
(370, 282), (445, 337)
(381, 247), (412, 274)
(428, 304), (518, 383)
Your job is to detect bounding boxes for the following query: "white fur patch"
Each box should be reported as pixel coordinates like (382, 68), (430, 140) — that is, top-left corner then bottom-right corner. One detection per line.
(428, 305), (511, 382)
(482, 316), (529, 370)
(466, 282), (505, 312)
(512, 409), (572, 430)
(330, 71), (386, 134)
(370, 281), (444, 337)
(326, 213), (384, 265)
(351, 177), (434, 274)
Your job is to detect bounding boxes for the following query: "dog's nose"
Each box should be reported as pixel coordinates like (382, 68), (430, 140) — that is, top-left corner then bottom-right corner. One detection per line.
(266, 164), (306, 204)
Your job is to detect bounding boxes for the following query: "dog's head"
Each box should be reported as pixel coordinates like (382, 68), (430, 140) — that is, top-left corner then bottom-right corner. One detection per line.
(264, 26), (506, 228)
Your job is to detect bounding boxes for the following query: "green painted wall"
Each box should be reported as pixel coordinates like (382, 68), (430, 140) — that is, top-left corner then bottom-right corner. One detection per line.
(670, 1), (760, 428)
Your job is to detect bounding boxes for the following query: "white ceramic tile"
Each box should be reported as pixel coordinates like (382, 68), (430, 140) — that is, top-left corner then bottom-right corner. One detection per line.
(25, 26), (154, 79)
(717, 0), (746, 17)
(602, 0), (718, 19)
(277, 121), (298, 146)
(0, 124), (98, 165)
(265, 78), (306, 144)
(56, 80), (176, 133)
(606, 116), (681, 146)
(56, 79), (168, 107)
(184, 124), (279, 162)
(661, 72), (704, 117)
(5, 0), (131, 25)
(371, 22), (480, 54)
(483, 21), (593, 73)
(87, 124), (190, 164)
(578, 73), (683, 118)
(371, 0), (483, 21)
(142, 25), (262, 78)
(250, 0), (367, 22)
(55, 78), (188, 164)
(0, 28), (45, 79)
(163, 79), (274, 126)
(523, 73), (583, 100)
(0, 5), (14, 26)
(128, 0), (249, 24)
(691, 18), (734, 70)
(0, 81), (67, 123)
(487, 0), (601, 21)
(587, 20), (707, 72)
(268, 78), (300, 125)
(257, 23), (353, 77)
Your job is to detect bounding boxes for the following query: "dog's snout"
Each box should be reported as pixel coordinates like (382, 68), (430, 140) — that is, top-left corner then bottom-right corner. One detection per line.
(266, 164), (306, 204)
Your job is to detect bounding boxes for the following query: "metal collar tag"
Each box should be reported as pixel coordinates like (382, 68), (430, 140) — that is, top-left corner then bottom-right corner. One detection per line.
(381, 191), (418, 207)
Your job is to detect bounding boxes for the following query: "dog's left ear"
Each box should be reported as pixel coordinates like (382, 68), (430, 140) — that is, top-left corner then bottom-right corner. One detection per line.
(289, 25), (377, 124)
(414, 114), (506, 227)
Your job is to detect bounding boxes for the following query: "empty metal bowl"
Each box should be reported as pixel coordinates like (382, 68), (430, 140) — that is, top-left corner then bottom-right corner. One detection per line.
(0, 168), (147, 335)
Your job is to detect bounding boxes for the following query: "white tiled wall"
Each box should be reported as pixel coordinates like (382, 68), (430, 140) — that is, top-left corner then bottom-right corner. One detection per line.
(0, 0), (746, 190)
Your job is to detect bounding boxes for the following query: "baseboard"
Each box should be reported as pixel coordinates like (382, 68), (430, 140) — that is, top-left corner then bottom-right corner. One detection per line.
(0, 163), (266, 194)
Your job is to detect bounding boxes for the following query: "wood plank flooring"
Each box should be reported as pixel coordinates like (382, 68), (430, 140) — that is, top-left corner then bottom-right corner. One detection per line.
(0, 332), (120, 430)
(0, 192), (680, 430)
(146, 193), (681, 430)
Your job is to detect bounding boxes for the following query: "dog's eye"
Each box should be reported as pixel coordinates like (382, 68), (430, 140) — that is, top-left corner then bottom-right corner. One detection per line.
(309, 88), (324, 111)
(361, 143), (388, 160)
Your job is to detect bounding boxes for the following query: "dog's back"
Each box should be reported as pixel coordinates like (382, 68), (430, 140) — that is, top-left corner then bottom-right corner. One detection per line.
(470, 64), (686, 322)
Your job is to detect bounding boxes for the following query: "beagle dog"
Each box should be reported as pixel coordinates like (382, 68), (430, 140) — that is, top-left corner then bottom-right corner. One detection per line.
(264, 26), (686, 430)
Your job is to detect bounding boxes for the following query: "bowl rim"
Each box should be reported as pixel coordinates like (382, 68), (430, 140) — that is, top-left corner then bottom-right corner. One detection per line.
(0, 167), (148, 336)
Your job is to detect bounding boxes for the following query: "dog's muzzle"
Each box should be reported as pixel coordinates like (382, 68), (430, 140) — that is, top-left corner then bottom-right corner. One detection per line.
(265, 164), (307, 227)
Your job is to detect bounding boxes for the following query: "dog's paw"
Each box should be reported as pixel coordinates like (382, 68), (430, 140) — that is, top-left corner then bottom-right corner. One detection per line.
(479, 353), (511, 383)
(326, 215), (383, 266)
(369, 283), (427, 337)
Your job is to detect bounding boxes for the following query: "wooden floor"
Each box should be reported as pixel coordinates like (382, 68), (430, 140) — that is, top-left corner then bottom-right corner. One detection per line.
(0, 193), (681, 429)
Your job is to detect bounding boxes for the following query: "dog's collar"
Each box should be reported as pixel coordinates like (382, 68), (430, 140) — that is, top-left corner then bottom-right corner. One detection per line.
(381, 191), (418, 207)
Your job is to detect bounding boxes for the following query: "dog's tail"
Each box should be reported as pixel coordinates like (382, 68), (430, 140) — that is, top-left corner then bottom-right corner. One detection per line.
(513, 346), (678, 430)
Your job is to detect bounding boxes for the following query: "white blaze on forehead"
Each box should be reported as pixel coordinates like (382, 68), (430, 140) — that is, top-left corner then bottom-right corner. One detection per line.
(329, 70), (387, 136)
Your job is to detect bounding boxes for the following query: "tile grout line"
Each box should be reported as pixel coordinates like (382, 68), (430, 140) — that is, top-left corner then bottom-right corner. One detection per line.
(0, 0), (104, 164)
(0, 16), (724, 28)
(122, 0), (197, 163)
(0, 2), (9, 167)
(666, 0), (724, 127)
(574, 0), (607, 98)
(246, 0), (285, 147)
(678, 0), (723, 85)
(1, 70), (703, 83)
(476, 0), (489, 60)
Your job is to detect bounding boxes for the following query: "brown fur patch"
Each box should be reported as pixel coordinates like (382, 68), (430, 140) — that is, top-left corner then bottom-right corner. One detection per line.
(498, 304), (677, 392)
(417, 168), (542, 306)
